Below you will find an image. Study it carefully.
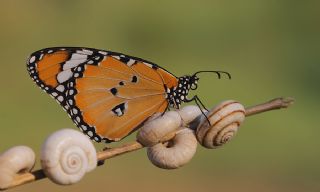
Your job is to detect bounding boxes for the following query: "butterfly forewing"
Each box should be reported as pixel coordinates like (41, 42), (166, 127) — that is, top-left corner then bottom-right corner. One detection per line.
(27, 47), (177, 142)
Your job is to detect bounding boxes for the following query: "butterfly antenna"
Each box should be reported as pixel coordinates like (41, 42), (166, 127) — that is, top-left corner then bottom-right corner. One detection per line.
(192, 70), (231, 79)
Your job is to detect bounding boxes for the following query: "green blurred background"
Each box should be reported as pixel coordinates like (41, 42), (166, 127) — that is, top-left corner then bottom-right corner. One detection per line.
(0, 0), (319, 191)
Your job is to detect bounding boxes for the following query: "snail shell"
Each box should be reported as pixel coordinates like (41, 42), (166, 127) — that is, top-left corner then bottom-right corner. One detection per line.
(196, 100), (245, 149)
(147, 128), (197, 169)
(178, 105), (203, 125)
(41, 129), (97, 185)
(0, 146), (35, 189)
(137, 111), (182, 147)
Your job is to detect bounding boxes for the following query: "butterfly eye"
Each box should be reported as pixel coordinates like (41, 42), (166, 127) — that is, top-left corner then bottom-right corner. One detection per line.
(191, 83), (198, 90)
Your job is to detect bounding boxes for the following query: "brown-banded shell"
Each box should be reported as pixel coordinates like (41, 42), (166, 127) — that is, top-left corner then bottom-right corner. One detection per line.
(196, 100), (245, 149)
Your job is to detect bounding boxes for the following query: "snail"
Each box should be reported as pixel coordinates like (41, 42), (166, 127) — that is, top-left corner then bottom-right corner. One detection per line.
(137, 106), (202, 169)
(147, 128), (197, 169)
(40, 129), (97, 185)
(0, 146), (35, 189)
(196, 100), (245, 149)
(137, 111), (182, 147)
(177, 105), (204, 125)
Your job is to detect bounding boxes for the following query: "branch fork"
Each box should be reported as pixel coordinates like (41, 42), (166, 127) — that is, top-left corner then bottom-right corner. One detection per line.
(0, 97), (294, 190)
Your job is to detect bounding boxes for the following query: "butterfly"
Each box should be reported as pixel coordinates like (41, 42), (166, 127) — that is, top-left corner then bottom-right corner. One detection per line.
(26, 47), (230, 143)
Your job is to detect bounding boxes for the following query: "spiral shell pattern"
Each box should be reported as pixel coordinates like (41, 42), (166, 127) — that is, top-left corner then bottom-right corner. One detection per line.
(41, 129), (97, 185)
(196, 100), (245, 149)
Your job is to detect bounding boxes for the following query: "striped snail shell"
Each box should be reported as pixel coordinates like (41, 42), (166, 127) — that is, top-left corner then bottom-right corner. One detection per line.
(196, 100), (245, 149)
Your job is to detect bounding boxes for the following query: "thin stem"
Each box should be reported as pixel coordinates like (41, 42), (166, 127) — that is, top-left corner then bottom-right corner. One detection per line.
(97, 141), (143, 161)
(245, 97), (294, 116)
(1, 97), (294, 191)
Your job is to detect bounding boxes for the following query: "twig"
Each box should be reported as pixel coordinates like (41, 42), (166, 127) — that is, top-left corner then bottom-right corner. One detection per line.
(245, 97), (294, 116)
(1, 97), (294, 190)
(97, 141), (143, 161)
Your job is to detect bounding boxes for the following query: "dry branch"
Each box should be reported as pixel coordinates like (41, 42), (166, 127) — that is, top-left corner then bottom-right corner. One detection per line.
(0, 97), (294, 190)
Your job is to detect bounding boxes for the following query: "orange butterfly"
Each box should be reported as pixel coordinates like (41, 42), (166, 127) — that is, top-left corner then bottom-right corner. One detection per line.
(27, 47), (230, 142)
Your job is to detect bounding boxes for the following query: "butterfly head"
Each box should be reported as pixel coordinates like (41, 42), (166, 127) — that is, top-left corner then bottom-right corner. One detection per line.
(166, 70), (231, 109)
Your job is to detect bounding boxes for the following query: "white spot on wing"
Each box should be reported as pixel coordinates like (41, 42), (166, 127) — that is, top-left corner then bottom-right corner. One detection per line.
(56, 85), (65, 92)
(69, 89), (74, 95)
(112, 56), (120, 60)
(81, 125), (87, 131)
(57, 96), (64, 102)
(115, 108), (123, 116)
(72, 108), (78, 114)
(127, 59), (135, 66)
(143, 62), (153, 68)
(71, 53), (87, 60)
(63, 54), (87, 70)
(57, 69), (73, 83)
(29, 56), (36, 63)
(51, 92), (58, 97)
(98, 51), (108, 55)
(77, 49), (93, 55)
(87, 131), (93, 137)
(39, 54), (44, 60)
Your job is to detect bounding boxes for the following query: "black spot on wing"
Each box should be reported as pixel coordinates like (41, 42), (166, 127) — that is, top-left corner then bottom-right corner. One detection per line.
(131, 75), (138, 83)
(110, 87), (118, 95)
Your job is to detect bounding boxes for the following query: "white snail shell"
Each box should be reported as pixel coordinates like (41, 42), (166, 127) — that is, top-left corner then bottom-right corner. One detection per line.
(147, 128), (197, 169)
(0, 146), (35, 189)
(178, 105), (203, 125)
(41, 129), (97, 185)
(196, 100), (245, 149)
(137, 111), (182, 147)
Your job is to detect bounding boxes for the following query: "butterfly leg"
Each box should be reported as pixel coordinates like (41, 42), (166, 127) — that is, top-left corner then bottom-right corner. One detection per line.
(185, 96), (211, 126)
